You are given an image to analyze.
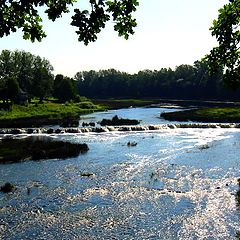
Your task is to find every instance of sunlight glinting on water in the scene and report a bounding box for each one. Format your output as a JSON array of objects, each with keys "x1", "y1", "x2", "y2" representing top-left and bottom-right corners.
[{"x1": 1, "y1": 121, "x2": 240, "y2": 239}]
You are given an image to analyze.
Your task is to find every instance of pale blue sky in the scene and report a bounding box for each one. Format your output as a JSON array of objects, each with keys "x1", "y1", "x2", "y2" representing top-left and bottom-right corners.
[{"x1": 0, "y1": 0, "x2": 228, "y2": 77}]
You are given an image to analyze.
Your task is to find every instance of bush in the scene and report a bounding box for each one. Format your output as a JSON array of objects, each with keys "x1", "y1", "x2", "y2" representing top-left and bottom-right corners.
[
  {"x1": 100, "y1": 115, "x2": 140, "y2": 126},
  {"x1": 76, "y1": 101, "x2": 95, "y2": 109}
]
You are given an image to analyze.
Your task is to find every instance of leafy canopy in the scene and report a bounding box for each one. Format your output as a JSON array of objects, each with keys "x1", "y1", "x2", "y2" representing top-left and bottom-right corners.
[
  {"x1": 0, "y1": 0, "x2": 139, "y2": 45},
  {"x1": 206, "y1": 0, "x2": 240, "y2": 88}
]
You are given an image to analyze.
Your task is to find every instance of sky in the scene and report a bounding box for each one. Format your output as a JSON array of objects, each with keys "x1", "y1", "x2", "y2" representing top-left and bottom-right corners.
[{"x1": 0, "y1": 0, "x2": 228, "y2": 77}]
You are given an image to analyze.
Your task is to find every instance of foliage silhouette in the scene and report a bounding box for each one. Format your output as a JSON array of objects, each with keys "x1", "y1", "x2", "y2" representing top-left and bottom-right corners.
[
  {"x1": 206, "y1": 0, "x2": 240, "y2": 88},
  {"x1": 0, "y1": 0, "x2": 139, "y2": 45}
]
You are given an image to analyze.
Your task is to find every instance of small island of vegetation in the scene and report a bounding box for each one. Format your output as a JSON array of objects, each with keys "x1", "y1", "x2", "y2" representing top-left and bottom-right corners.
[
  {"x1": 100, "y1": 115, "x2": 140, "y2": 126},
  {"x1": 0, "y1": 136, "x2": 89, "y2": 163}
]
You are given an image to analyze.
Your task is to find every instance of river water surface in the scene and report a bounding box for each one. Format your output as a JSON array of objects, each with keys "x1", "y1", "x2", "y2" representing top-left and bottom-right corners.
[{"x1": 0, "y1": 107, "x2": 240, "y2": 239}]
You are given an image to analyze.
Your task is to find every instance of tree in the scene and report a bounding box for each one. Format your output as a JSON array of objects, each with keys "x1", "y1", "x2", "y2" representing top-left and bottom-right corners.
[
  {"x1": 0, "y1": 49, "x2": 54, "y2": 102},
  {"x1": 193, "y1": 59, "x2": 224, "y2": 99},
  {"x1": 0, "y1": 50, "x2": 13, "y2": 90},
  {"x1": 53, "y1": 74, "x2": 76, "y2": 102},
  {"x1": 31, "y1": 56, "x2": 54, "y2": 102},
  {"x1": 12, "y1": 50, "x2": 35, "y2": 94},
  {"x1": 206, "y1": 0, "x2": 240, "y2": 88},
  {"x1": 0, "y1": 0, "x2": 139, "y2": 45},
  {"x1": 5, "y1": 77, "x2": 20, "y2": 103},
  {"x1": 75, "y1": 70, "x2": 100, "y2": 97},
  {"x1": 0, "y1": 50, "x2": 16, "y2": 103},
  {"x1": 53, "y1": 74, "x2": 64, "y2": 99}
]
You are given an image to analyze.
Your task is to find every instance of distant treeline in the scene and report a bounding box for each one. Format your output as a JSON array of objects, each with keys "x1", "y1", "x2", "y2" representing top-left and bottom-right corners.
[
  {"x1": 1, "y1": 49, "x2": 240, "y2": 105},
  {"x1": 75, "y1": 61, "x2": 240, "y2": 101}
]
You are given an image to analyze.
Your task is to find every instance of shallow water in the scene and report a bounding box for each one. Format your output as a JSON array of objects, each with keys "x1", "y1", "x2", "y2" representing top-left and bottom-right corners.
[
  {"x1": 0, "y1": 108, "x2": 240, "y2": 239},
  {"x1": 79, "y1": 107, "x2": 185, "y2": 126}
]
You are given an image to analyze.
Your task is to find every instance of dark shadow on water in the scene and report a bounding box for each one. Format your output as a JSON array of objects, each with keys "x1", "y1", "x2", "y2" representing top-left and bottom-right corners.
[{"x1": 0, "y1": 135, "x2": 89, "y2": 163}]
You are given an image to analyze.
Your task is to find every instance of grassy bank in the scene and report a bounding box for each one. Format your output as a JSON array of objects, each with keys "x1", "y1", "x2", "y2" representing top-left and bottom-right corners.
[
  {"x1": 93, "y1": 98, "x2": 240, "y2": 110},
  {"x1": 92, "y1": 98, "x2": 159, "y2": 109},
  {"x1": 0, "y1": 100, "x2": 104, "y2": 128},
  {"x1": 161, "y1": 107, "x2": 240, "y2": 123}
]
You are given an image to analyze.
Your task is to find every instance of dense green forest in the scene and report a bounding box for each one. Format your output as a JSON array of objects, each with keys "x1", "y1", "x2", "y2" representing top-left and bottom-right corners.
[
  {"x1": 1, "y1": 49, "x2": 240, "y2": 105},
  {"x1": 75, "y1": 62, "x2": 240, "y2": 101}
]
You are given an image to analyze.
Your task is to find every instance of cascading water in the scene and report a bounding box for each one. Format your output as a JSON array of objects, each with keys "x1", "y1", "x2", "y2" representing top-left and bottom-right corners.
[{"x1": 0, "y1": 122, "x2": 239, "y2": 135}]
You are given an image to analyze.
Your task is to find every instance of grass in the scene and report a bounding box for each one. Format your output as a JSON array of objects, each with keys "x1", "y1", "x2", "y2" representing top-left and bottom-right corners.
[
  {"x1": 0, "y1": 101, "x2": 103, "y2": 120},
  {"x1": 161, "y1": 107, "x2": 240, "y2": 123},
  {"x1": 92, "y1": 98, "x2": 158, "y2": 109},
  {"x1": 3, "y1": 98, "x2": 240, "y2": 126},
  {"x1": 0, "y1": 100, "x2": 104, "y2": 127},
  {"x1": 195, "y1": 108, "x2": 240, "y2": 118}
]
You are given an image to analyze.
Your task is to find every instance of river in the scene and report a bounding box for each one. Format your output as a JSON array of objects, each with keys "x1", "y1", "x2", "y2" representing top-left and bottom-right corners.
[
  {"x1": 79, "y1": 106, "x2": 185, "y2": 126},
  {"x1": 0, "y1": 107, "x2": 240, "y2": 239}
]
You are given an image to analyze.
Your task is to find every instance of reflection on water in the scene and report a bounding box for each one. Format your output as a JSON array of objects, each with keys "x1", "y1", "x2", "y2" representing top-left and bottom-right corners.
[{"x1": 0, "y1": 127, "x2": 240, "y2": 239}]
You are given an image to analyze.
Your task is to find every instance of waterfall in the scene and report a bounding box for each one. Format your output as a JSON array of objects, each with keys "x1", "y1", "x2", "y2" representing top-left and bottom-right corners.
[{"x1": 1, "y1": 123, "x2": 240, "y2": 135}]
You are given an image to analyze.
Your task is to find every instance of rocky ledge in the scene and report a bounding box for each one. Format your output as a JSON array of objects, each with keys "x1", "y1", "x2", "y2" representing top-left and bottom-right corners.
[{"x1": 1, "y1": 123, "x2": 240, "y2": 136}]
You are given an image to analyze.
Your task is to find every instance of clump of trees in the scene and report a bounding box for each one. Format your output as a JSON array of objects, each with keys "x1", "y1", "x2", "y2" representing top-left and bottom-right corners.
[
  {"x1": 53, "y1": 74, "x2": 78, "y2": 102},
  {"x1": 0, "y1": 50, "x2": 79, "y2": 106},
  {"x1": 0, "y1": 50, "x2": 54, "y2": 104},
  {"x1": 75, "y1": 60, "x2": 240, "y2": 101}
]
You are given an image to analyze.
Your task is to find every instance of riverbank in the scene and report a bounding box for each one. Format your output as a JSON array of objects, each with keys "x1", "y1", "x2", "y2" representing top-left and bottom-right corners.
[
  {"x1": 161, "y1": 107, "x2": 240, "y2": 123},
  {"x1": 94, "y1": 98, "x2": 240, "y2": 123},
  {"x1": 0, "y1": 101, "x2": 104, "y2": 128},
  {"x1": 92, "y1": 99, "x2": 159, "y2": 109},
  {"x1": 93, "y1": 98, "x2": 240, "y2": 109},
  {"x1": 2, "y1": 99, "x2": 240, "y2": 128}
]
